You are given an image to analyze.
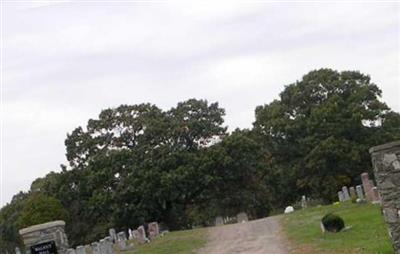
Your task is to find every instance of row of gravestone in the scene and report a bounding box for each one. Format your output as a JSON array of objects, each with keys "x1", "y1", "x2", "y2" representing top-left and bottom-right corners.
[
  {"x1": 337, "y1": 172, "x2": 380, "y2": 203},
  {"x1": 214, "y1": 212, "x2": 249, "y2": 226},
  {"x1": 67, "y1": 222, "x2": 161, "y2": 254}
]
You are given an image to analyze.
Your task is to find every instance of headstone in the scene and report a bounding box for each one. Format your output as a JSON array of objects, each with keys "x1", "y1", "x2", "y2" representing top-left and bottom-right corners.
[
  {"x1": 236, "y1": 212, "x2": 248, "y2": 223},
  {"x1": 84, "y1": 245, "x2": 91, "y2": 254},
  {"x1": 128, "y1": 229, "x2": 133, "y2": 240},
  {"x1": 370, "y1": 141, "x2": 400, "y2": 253},
  {"x1": 99, "y1": 239, "x2": 107, "y2": 254},
  {"x1": 19, "y1": 220, "x2": 69, "y2": 254},
  {"x1": 356, "y1": 185, "x2": 364, "y2": 200},
  {"x1": 117, "y1": 231, "x2": 127, "y2": 242},
  {"x1": 215, "y1": 216, "x2": 223, "y2": 226},
  {"x1": 76, "y1": 245, "x2": 86, "y2": 254},
  {"x1": 104, "y1": 237, "x2": 114, "y2": 254},
  {"x1": 148, "y1": 222, "x2": 160, "y2": 239},
  {"x1": 284, "y1": 206, "x2": 294, "y2": 214},
  {"x1": 117, "y1": 239, "x2": 126, "y2": 251},
  {"x1": 361, "y1": 172, "x2": 375, "y2": 202},
  {"x1": 342, "y1": 186, "x2": 350, "y2": 201},
  {"x1": 66, "y1": 249, "x2": 76, "y2": 254},
  {"x1": 372, "y1": 186, "x2": 381, "y2": 203},
  {"x1": 91, "y1": 242, "x2": 100, "y2": 254},
  {"x1": 109, "y1": 228, "x2": 117, "y2": 243},
  {"x1": 137, "y1": 226, "x2": 147, "y2": 243},
  {"x1": 338, "y1": 191, "x2": 344, "y2": 202},
  {"x1": 349, "y1": 187, "x2": 356, "y2": 199},
  {"x1": 131, "y1": 230, "x2": 139, "y2": 239},
  {"x1": 301, "y1": 195, "x2": 307, "y2": 209},
  {"x1": 15, "y1": 247, "x2": 21, "y2": 254}
]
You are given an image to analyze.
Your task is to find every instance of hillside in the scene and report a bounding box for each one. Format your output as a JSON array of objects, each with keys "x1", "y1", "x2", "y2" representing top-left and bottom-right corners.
[{"x1": 283, "y1": 202, "x2": 393, "y2": 254}]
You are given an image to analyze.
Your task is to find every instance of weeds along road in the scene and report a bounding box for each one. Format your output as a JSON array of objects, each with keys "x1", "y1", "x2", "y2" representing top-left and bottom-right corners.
[{"x1": 198, "y1": 216, "x2": 289, "y2": 254}]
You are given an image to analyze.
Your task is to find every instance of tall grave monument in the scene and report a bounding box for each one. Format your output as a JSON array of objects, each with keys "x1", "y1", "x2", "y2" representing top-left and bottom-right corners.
[
  {"x1": 19, "y1": 220, "x2": 69, "y2": 254},
  {"x1": 370, "y1": 141, "x2": 400, "y2": 253}
]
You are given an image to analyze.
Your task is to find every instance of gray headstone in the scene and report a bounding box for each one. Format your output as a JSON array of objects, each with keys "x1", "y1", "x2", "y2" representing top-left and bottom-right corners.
[
  {"x1": 342, "y1": 186, "x2": 350, "y2": 201},
  {"x1": 237, "y1": 212, "x2": 248, "y2": 223},
  {"x1": 108, "y1": 228, "x2": 117, "y2": 243},
  {"x1": 356, "y1": 185, "x2": 364, "y2": 200},
  {"x1": 90, "y1": 242, "x2": 100, "y2": 254},
  {"x1": 148, "y1": 222, "x2": 160, "y2": 239},
  {"x1": 131, "y1": 230, "x2": 139, "y2": 239},
  {"x1": 137, "y1": 226, "x2": 147, "y2": 243},
  {"x1": 128, "y1": 229, "x2": 133, "y2": 240},
  {"x1": 76, "y1": 245, "x2": 86, "y2": 254},
  {"x1": 338, "y1": 191, "x2": 344, "y2": 202},
  {"x1": 15, "y1": 247, "x2": 21, "y2": 254},
  {"x1": 361, "y1": 172, "x2": 374, "y2": 202},
  {"x1": 99, "y1": 239, "x2": 106, "y2": 254},
  {"x1": 215, "y1": 216, "x2": 223, "y2": 226},
  {"x1": 117, "y1": 231, "x2": 127, "y2": 242},
  {"x1": 117, "y1": 239, "x2": 126, "y2": 251},
  {"x1": 301, "y1": 195, "x2": 307, "y2": 208},
  {"x1": 349, "y1": 187, "x2": 356, "y2": 199},
  {"x1": 66, "y1": 249, "x2": 76, "y2": 254}
]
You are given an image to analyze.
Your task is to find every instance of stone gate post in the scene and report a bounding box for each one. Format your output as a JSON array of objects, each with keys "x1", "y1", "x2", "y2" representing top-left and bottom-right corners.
[{"x1": 369, "y1": 141, "x2": 400, "y2": 253}]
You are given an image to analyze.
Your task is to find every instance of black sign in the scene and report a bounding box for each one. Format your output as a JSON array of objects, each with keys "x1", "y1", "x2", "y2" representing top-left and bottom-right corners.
[{"x1": 30, "y1": 241, "x2": 57, "y2": 254}]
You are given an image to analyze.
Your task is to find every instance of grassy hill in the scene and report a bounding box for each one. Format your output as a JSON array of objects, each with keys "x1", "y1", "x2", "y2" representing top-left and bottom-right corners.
[
  {"x1": 122, "y1": 228, "x2": 207, "y2": 254},
  {"x1": 282, "y1": 202, "x2": 394, "y2": 254}
]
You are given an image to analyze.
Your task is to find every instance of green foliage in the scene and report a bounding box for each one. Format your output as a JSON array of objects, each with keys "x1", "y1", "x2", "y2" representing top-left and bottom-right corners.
[
  {"x1": 1, "y1": 69, "x2": 398, "y2": 249},
  {"x1": 0, "y1": 192, "x2": 28, "y2": 254},
  {"x1": 17, "y1": 193, "x2": 68, "y2": 229},
  {"x1": 321, "y1": 213, "x2": 345, "y2": 232},
  {"x1": 254, "y1": 68, "x2": 400, "y2": 201}
]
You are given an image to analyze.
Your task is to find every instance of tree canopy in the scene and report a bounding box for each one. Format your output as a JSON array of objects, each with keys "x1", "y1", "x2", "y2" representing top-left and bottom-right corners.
[{"x1": 1, "y1": 69, "x2": 398, "y2": 252}]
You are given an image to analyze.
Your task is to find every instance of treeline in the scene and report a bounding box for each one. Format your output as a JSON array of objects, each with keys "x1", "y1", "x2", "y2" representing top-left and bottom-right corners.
[{"x1": 1, "y1": 69, "x2": 399, "y2": 252}]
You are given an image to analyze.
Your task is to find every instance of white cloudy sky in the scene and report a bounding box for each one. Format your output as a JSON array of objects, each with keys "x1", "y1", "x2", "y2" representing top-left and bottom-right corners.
[{"x1": 1, "y1": 1, "x2": 399, "y2": 207}]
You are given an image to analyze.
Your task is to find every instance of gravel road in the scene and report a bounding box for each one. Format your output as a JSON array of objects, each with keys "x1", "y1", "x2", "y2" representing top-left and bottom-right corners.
[{"x1": 197, "y1": 216, "x2": 289, "y2": 254}]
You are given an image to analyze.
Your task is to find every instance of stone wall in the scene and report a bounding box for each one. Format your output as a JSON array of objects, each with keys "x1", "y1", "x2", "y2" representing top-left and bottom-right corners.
[
  {"x1": 19, "y1": 220, "x2": 69, "y2": 254},
  {"x1": 369, "y1": 141, "x2": 400, "y2": 253}
]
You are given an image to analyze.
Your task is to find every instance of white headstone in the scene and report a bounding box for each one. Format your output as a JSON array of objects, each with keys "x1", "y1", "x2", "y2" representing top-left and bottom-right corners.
[{"x1": 284, "y1": 206, "x2": 294, "y2": 214}]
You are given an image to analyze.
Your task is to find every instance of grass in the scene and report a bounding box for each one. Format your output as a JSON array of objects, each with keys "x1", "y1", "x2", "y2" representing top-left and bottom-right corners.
[
  {"x1": 282, "y1": 202, "x2": 394, "y2": 254},
  {"x1": 121, "y1": 227, "x2": 207, "y2": 254}
]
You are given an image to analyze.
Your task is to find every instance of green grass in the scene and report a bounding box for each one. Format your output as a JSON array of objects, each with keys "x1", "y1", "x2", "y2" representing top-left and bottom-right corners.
[
  {"x1": 282, "y1": 202, "x2": 394, "y2": 254},
  {"x1": 122, "y1": 227, "x2": 207, "y2": 254}
]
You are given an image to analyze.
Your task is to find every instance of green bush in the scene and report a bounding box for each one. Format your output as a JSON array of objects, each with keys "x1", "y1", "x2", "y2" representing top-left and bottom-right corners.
[{"x1": 321, "y1": 213, "x2": 345, "y2": 232}]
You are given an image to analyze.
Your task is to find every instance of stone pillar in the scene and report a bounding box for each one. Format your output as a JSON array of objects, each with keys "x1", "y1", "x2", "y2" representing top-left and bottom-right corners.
[
  {"x1": 369, "y1": 141, "x2": 400, "y2": 253},
  {"x1": 19, "y1": 220, "x2": 69, "y2": 254}
]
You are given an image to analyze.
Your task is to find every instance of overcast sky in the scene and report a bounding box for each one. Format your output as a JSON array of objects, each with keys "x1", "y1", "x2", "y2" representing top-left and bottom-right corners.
[{"x1": 1, "y1": 1, "x2": 399, "y2": 207}]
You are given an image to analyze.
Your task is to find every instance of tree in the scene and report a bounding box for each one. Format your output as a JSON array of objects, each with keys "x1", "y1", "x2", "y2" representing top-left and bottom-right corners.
[
  {"x1": 17, "y1": 193, "x2": 68, "y2": 228},
  {"x1": 254, "y1": 69, "x2": 398, "y2": 201}
]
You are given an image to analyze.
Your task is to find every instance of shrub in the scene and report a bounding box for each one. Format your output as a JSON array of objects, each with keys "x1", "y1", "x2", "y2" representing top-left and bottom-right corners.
[{"x1": 321, "y1": 213, "x2": 345, "y2": 232}]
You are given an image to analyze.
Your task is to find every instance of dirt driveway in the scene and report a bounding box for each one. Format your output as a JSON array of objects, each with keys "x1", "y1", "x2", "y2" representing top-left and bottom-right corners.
[{"x1": 197, "y1": 216, "x2": 289, "y2": 254}]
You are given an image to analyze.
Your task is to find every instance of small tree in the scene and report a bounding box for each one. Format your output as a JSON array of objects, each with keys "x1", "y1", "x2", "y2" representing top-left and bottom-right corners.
[{"x1": 17, "y1": 193, "x2": 68, "y2": 228}]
